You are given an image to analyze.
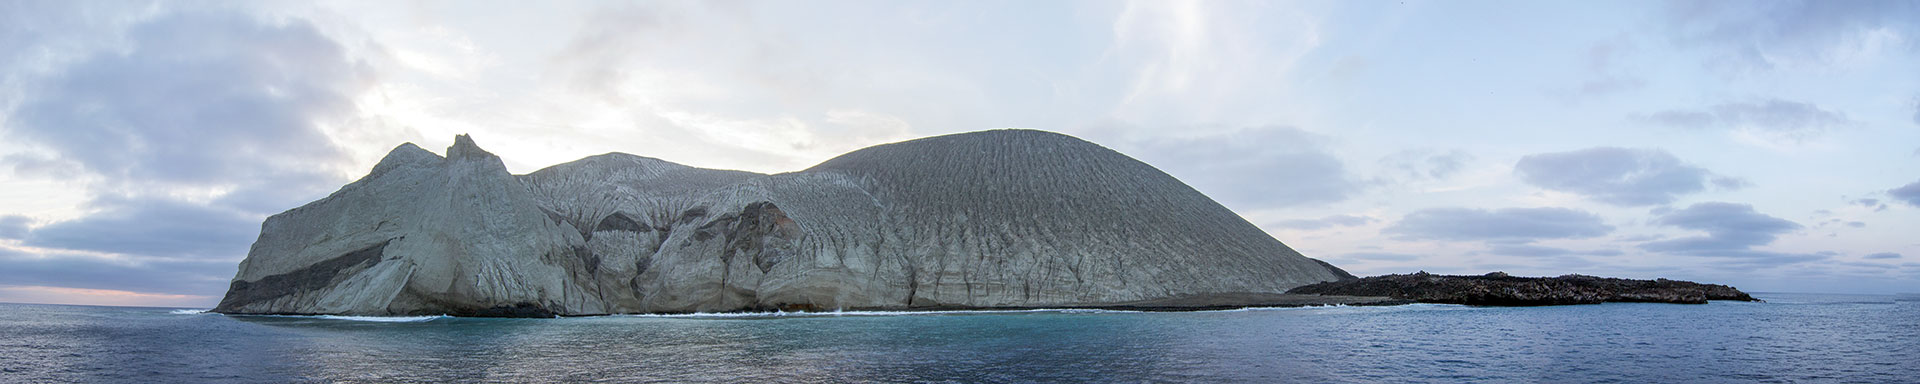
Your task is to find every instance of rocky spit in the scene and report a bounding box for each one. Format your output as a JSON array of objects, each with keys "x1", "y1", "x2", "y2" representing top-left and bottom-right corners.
[
  {"x1": 214, "y1": 130, "x2": 1359, "y2": 317},
  {"x1": 1287, "y1": 271, "x2": 1760, "y2": 306}
]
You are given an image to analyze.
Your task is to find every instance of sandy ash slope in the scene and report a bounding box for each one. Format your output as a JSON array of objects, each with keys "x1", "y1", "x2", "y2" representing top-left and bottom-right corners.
[{"x1": 215, "y1": 130, "x2": 1357, "y2": 316}]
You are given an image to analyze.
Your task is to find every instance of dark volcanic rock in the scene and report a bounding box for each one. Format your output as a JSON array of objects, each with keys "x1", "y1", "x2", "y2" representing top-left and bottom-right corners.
[{"x1": 1286, "y1": 271, "x2": 1759, "y2": 306}]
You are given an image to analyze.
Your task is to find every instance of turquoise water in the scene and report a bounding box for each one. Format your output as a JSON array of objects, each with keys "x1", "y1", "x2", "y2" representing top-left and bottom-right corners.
[{"x1": 2, "y1": 293, "x2": 1915, "y2": 383}]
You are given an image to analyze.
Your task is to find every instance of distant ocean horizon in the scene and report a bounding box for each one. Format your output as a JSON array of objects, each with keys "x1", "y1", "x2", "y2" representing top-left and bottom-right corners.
[{"x1": 4, "y1": 292, "x2": 1915, "y2": 383}]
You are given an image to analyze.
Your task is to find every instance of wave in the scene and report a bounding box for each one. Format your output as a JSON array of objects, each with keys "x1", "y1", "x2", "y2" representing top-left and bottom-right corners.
[
  {"x1": 311, "y1": 315, "x2": 450, "y2": 322},
  {"x1": 228, "y1": 314, "x2": 452, "y2": 322},
  {"x1": 212, "y1": 303, "x2": 1467, "y2": 321},
  {"x1": 169, "y1": 309, "x2": 210, "y2": 315},
  {"x1": 615, "y1": 308, "x2": 1135, "y2": 319},
  {"x1": 610, "y1": 303, "x2": 1471, "y2": 319},
  {"x1": 1229, "y1": 303, "x2": 1466, "y2": 312}
]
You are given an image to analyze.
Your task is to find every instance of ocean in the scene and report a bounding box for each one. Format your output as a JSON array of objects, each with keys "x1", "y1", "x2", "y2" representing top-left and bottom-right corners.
[{"x1": 2, "y1": 293, "x2": 1914, "y2": 383}]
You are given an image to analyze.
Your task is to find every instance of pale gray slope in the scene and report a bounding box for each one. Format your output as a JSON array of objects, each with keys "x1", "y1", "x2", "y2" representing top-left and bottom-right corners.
[
  {"x1": 216, "y1": 136, "x2": 605, "y2": 316},
  {"x1": 761, "y1": 129, "x2": 1350, "y2": 308},
  {"x1": 216, "y1": 129, "x2": 1353, "y2": 316}
]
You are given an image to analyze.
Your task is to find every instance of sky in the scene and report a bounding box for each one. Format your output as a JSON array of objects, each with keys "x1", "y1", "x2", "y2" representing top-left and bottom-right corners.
[{"x1": 1, "y1": 0, "x2": 1917, "y2": 307}]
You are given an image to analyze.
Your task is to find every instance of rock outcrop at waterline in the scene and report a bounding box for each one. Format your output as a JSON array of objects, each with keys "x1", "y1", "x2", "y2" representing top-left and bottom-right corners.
[
  {"x1": 214, "y1": 130, "x2": 1356, "y2": 316},
  {"x1": 1286, "y1": 271, "x2": 1759, "y2": 306}
]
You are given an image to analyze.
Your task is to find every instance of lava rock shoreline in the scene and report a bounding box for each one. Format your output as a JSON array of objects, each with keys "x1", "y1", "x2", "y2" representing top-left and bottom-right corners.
[{"x1": 1287, "y1": 271, "x2": 1759, "y2": 306}]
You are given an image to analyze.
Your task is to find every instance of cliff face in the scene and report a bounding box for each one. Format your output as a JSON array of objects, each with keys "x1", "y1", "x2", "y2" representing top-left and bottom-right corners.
[{"x1": 215, "y1": 130, "x2": 1354, "y2": 316}]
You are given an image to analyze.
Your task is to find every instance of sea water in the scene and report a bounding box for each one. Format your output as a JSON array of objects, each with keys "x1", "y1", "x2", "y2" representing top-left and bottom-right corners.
[{"x1": 2, "y1": 293, "x2": 1914, "y2": 383}]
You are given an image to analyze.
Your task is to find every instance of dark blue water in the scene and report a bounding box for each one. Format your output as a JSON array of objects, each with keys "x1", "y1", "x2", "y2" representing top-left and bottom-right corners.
[{"x1": 2, "y1": 293, "x2": 1915, "y2": 383}]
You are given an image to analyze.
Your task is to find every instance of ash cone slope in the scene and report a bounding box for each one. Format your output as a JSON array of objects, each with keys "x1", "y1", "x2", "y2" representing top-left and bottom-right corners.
[{"x1": 215, "y1": 129, "x2": 1356, "y2": 316}]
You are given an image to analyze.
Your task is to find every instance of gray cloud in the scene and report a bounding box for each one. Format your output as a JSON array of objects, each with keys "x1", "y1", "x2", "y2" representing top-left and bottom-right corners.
[
  {"x1": 0, "y1": 9, "x2": 369, "y2": 297},
  {"x1": 1711, "y1": 176, "x2": 1752, "y2": 190},
  {"x1": 1852, "y1": 198, "x2": 1887, "y2": 212},
  {"x1": 1130, "y1": 127, "x2": 1360, "y2": 209},
  {"x1": 23, "y1": 197, "x2": 259, "y2": 261},
  {"x1": 1272, "y1": 214, "x2": 1375, "y2": 230},
  {"x1": 1514, "y1": 147, "x2": 1731, "y2": 206},
  {"x1": 1485, "y1": 244, "x2": 1624, "y2": 258},
  {"x1": 4, "y1": 10, "x2": 364, "y2": 197},
  {"x1": 1891, "y1": 180, "x2": 1920, "y2": 207},
  {"x1": 1864, "y1": 252, "x2": 1901, "y2": 260},
  {"x1": 1379, "y1": 149, "x2": 1474, "y2": 182},
  {"x1": 1663, "y1": 1, "x2": 1918, "y2": 69},
  {"x1": 1562, "y1": 38, "x2": 1648, "y2": 99},
  {"x1": 0, "y1": 215, "x2": 29, "y2": 239},
  {"x1": 1384, "y1": 207, "x2": 1613, "y2": 242},
  {"x1": 0, "y1": 252, "x2": 231, "y2": 296},
  {"x1": 1341, "y1": 252, "x2": 1420, "y2": 262},
  {"x1": 1640, "y1": 202, "x2": 1802, "y2": 255},
  {"x1": 1638, "y1": 99, "x2": 1855, "y2": 142}
]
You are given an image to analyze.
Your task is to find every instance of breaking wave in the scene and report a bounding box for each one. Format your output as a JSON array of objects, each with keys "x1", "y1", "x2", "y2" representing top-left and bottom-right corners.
[
  {"x1": 617, "y1": 308, "x2": 1136, "y2": 319},
  {"x1": 229, "y1": 314, "x2": 453, "y2": 322},
  {"x1": 609, "y1": 304, "x2": 1470, "y2": 319}
]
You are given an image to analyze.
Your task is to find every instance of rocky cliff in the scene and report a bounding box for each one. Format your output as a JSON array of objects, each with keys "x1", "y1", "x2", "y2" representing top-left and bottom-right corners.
[
  {"x1": 214, "y1": 130, "x2": 1356, "y2": 316},
  {"x1": 1286, "y1": 271, "x2": 1759, "y2": 306}
]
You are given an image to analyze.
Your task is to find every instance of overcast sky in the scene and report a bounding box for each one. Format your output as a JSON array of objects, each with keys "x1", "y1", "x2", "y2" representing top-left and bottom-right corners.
[{"x1": 2, "y1": 0, "x2": 1917, "y2": 307}]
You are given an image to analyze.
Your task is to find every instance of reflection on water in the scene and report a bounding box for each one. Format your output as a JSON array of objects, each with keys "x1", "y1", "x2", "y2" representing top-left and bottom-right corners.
[{"x1": 3, "y1": 294, "x2": 1916, "y2": 383}]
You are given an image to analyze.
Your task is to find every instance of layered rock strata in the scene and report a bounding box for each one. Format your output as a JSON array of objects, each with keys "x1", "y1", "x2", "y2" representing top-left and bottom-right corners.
[
  {"x1": 1287, "y1": 271, "x2": 1759, "y2": 306},
  {"x1": 215, "y1": 130, "x2": 1355, "y2": 316}
]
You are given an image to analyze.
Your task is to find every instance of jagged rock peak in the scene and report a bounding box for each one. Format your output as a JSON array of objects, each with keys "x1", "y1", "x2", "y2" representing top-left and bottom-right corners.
[
  {"x1": 447, "y1": 134, "x2": 496, "y2": 160},
  {"x1": 369, "y1": 143, "x2": 442, "y2": 179}
]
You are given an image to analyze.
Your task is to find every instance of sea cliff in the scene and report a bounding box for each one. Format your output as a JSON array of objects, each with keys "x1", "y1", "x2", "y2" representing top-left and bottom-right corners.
[{"x1": 214, "y1": 130, "x2": 1357, "y2": 316}]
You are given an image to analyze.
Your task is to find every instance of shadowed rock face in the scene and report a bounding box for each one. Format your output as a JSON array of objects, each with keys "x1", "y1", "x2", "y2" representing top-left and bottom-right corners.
[
  {"x1": 214, "y1": 129, "x2": 1355, "y2": 316},
  {"x1": 1286, "y1": 271, "x2": 1759, "y2": 306}
]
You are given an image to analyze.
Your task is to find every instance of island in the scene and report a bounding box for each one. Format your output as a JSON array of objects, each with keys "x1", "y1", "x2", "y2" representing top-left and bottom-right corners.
[
  {"x1": 1288, "y1": 271, "x2": 1759, "y2": 306},
  {"x1": 212, "y1": 129, "x2": 1757, "y2": 317},
  {"x1": 213, "y1": 130, "x2": 1360, "y2": 316}
]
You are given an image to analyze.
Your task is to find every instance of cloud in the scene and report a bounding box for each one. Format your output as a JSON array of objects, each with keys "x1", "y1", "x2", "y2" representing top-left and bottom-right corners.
[
  {"x1": 1864, "y1": 252, "x2": 1901, "y2": 260},
  {"x1": 0, "y1": 251, "x2": 232, "y2": 296},
  {"x1": 1379, "y1": 149, "x2": 1474, "y2": 182},
  {"x1": 1341, "y1": 252, "x2": 1420, "y2": 262},
  {"x1": 1485, "y1": 244, "x2": 1624, "y2": 258},
  {"x1": 1272, "y1": 214, "x2": 1375, "y2": 230},
  {"x1": 1104, "y1": 1, "x2": 1321, "y2": 126},
  {"x1": 1640, "y1": 202, "x2": 1805, "y2": 257},
  {"x1": 1891, "y1": 180, "x2": 1920, "y2": 207},
  {"x1": 1384, "y1": 207, "x2": 1613, "y2": 242},
  {"x1": 1851, "y1": 198, "x2": 1888, "y2": 212},
  {"x1": 1913, "y1": 97, "x2": 1920, "y2": 125},
  {"x1": 0, "y1": 215, "x2": 29, "y2": 239},
  {"x1": 540, "y1": 3, "x2": 950, "y2": 170},
  {"x1": 0, "y1": 9, "x2": 371, "y2": 300},
  {"x1": 3, "y1": 10, "x2": 366, "y2": 202},
  {"x1": 1129, "y1": 127, "x2": 1361, "y2": 209},
  {"x1": 21, "y1": 196, "x2": 259, "y2": 261},
  {"x1": 1555, "y1": 37, "x2": 1647, "y2": 100},
  {"x1": 1514, "y1": 147, "x2": 1732, "y2": 206},
  {"x1": 1663, "y1": 1, "x2": 1919, "y2": 69},
  {"x1": 1637, "y1": 99, "x2": 1855, "y2": 143}
]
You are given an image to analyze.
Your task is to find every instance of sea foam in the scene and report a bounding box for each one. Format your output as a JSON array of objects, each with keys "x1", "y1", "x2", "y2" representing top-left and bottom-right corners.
[
  {"x1": 230, "y1": 314, "x2": 452, "y2": 322},
  {"x1": 616, "y1": 308, "x2": 1140, "y2": 319},
  {"x1": 312, "y1": 315, "x2": 450, "y2": 322}
]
